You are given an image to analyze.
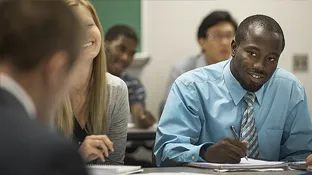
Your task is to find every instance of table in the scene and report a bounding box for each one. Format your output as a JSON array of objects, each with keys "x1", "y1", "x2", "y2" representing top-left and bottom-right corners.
[
  {"x1": 127, "y1": 123, "x2": 157, "y2": 141},
  {"x1": 142, "y1": 167, "x2": 306, "y2": 174},
  {"x1": 125, "y1": 124, "x2": 157, "y2": 166}
]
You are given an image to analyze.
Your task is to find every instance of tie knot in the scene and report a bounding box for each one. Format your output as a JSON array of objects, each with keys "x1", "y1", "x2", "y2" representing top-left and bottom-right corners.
[{"x1": 244, "y1": 92, "x2": 255, "y2": 106}]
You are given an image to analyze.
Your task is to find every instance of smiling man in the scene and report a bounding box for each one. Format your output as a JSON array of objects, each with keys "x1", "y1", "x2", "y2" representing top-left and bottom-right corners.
[
  {"x1": 154, "y1": 14, "x2": 312, "y2": 167},
  {"x1": 105, "y1": 25, "x2": 155, "y2": 129}
]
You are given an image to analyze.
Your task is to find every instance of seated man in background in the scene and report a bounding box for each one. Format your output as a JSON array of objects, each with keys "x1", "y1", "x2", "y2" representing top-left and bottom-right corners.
[
  {"x1": 159, "y1": 11, "x2": 237, "y2": 116},
  {"x1": 105, "y1": 25, "x2": 155, "y2": 129},
  {"x1": 154, "y1": 14, "x2": 312, "y2": 167},
  {"x1": 106, "y1": 25, "x2": 155, "y2": 167},
  {"x1": 0, "y1": 0, "x2": 87, "y2": 174}
]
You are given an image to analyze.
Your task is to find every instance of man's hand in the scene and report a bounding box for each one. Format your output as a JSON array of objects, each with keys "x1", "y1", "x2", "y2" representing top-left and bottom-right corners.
[
  {"x1": 136, "y1": 111, "x2": 156, "y2": 129},
  {"x1": 200, "y1": 138, "x2": 248, "y2": 164},
  {"x1": 306, "y1": 154, "x2": 312, "y2": 165},
  {"x1": 131, "y1": 103, "x2": 156, "y2": 129}
]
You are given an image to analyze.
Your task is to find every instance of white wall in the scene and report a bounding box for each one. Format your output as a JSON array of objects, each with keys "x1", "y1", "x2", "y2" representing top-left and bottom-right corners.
[{"x1": 141, "y1": 0, "x2": 312, "y2": 116}]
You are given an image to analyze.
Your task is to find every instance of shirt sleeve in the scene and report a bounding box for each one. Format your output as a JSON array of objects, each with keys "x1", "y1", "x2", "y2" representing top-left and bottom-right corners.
[
  {"x1": 105, "y1": 80, "x2": 129, "y2": 165},
  {"x1": 128, "y1": 78, "x2": 146, "y2": 107},
  {"x1": 280, "y1": 85, "x2": 312, "y2": 161},
  {"x1": 154, "y1": 79, "x2": 213, "y2": 167},
  {"x1": 51, "y1": 137, "x2": 89, "y2": 175},
  {"x1": 162, "y1": 66, "x2": 184, "y2": 103},
  {"x1": 159, "y1": 66, "x2": 185, "y2": 116}
]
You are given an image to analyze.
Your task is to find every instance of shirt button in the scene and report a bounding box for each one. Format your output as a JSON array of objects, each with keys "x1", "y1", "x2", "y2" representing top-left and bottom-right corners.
[{"x1": 192, "y1": 156, "x2": 195, "y2": 160}]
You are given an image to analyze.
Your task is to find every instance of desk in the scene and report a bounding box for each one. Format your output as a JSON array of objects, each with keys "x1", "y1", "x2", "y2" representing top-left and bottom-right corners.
[
  {"x1": 127, "y1": 123, "x2": 157, "y2": 141},
  {"x1": 143, "y1": 167, "x2": 305, "y2": 174},
  {"x1": 125, "y1": 124, "x2": 157, "y2": 167}
]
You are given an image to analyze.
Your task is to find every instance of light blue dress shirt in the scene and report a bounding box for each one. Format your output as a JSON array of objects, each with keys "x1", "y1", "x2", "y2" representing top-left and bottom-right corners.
[
  {"x1": 163, "y1": 53, "x2": 206, "y2": 101},
  {"x1": 154, "y1": 59, "x2": 312, "y2": 167}
]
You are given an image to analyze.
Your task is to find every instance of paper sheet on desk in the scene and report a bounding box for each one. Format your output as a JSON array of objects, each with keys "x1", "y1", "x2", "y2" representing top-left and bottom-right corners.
[
  {"x1": 216, "y1": 168, "x2": 285, "y2": 172},
  {"x1": 142, "y1": 173, "x2": 213, "y2": 175},
  {"x1": 187, "y1": 158, "x2": 288, "y2": 171},
  {"x1": 87, "y1": 165, "x2": 143, "y2": 175}
]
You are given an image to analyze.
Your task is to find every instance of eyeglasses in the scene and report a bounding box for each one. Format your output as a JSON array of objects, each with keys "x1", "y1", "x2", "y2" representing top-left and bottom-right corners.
[{"x1": 206, "y1": 33, "x2": 235, "y2": 41}]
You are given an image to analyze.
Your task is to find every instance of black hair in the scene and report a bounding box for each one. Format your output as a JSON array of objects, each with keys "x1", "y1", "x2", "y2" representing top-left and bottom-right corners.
[
  {"x1": 105, "y1": 25, "x2": 138, "y2": 43},
  {"x1": 197, "y1": 11, "x2": 237, "y2": 41},
  {"x1": 235, "y1": 14, "x2": 285, "y2": 50}
]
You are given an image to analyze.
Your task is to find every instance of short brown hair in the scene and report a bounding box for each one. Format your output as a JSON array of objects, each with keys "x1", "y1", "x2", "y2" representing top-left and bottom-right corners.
[{"x1": 0, "y1": 0, "x2": 84, "y2": 71}]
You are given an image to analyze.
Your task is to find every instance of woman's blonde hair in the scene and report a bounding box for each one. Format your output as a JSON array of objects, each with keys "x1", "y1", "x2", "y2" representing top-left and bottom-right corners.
[{"x1": 56, "y1": 0, "x2": 107, "y2": 136}]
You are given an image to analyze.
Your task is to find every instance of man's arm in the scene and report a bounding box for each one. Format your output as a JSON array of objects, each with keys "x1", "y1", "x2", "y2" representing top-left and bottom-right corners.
[
  {"x1": 131, "y1": 103, "x2": 155, "y2": 129},
  {"x1": 280, "y1": 87, "x2": 312, "y2": 161},
  {"x1": 159, "y1": 66, "x2": 184, "y2": 116},
  {"x1": 50, "y1": 140, "x2": 89, "y2": 175},
  {"x1": 128, "y1": 77, "x2": 155, "y2": 128},
  {"x1": 154, "y1": 79, "x2": 212, "y2": 167}
]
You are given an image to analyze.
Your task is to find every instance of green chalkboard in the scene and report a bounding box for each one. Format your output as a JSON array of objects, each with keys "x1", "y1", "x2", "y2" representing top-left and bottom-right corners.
[{"x1": 90, "y1": 0, "x2": 141, "y2": 51}]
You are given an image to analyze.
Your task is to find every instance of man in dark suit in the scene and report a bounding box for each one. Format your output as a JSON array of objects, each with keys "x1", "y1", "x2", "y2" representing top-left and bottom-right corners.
[{"x1": 0, "y1": 0, "x2": 88, "y2": 174}]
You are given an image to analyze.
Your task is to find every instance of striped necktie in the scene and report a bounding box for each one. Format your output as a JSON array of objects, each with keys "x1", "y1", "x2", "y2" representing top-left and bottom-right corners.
[{"x1": 240, "y1": 92, "x2": 260, "y2": 158}]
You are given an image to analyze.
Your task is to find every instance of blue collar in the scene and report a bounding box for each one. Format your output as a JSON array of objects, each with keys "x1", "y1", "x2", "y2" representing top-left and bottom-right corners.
[{"x1": 223, "y1": 59, "x2": 265, "y2": 106}]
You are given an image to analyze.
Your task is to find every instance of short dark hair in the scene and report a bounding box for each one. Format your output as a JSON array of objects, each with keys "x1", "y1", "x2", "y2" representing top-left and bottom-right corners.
[
  {"x1": 105, "y1": 25, "x2": 138, "y2": 43},
  {"x1": 235, "y1": 14, "x2": 285, "y2": 51},
  {"x1": 0, "y1": 0, "x2": 83, "y2": 71},
  {"x1": 197, "y1": 11, "x2": 237, "y2": 41}
]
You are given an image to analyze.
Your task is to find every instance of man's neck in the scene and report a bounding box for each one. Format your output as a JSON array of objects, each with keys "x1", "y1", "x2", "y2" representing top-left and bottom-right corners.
[
  {"x1": 0, "y1": 67, "x2": 37, "y2": 118},
  {"x1": 204, "y1": 54, "x2": 217, "y2": 65}
]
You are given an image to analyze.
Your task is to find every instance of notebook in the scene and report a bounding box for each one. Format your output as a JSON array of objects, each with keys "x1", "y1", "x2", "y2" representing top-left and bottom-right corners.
[
  {"x1": 288, "y1": 161, "x2": 312, "y2": 171},
  {"x1": 87, "y1": 165, "x2": 143, "y2": 175},
  {"x1": 143, "y1": 173, "x2": 213, "y2": 175},
  {"x1": 288, "y1": 161, "x2": 307, "y2": 170},
  {"x1": 187, "y1": 158, "x2": 288, "y2": 171}
]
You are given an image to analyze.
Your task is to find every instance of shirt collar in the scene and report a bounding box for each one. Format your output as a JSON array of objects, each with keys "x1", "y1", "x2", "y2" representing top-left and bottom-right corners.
[
  {"x1": 119, "y1": 71, "x2": 128, "y2": 79},
  {"x1": 0, "y1": 74, "x2": 36, "y2": 118},
  {"x1": 223, "y1": 59, "x2": 265, "y2": 106}
]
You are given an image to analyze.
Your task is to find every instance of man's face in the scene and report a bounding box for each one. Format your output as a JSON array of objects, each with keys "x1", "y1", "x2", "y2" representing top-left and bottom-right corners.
[
  {"x1": 199, "y1": 22, "x2": 235, "y2": 64},
  {"x1": 106, "y1": 35, "x2": 137, "y2": 76},
  {"x1": 230, "y1": 25, "x2": 284, "y2": 92}
]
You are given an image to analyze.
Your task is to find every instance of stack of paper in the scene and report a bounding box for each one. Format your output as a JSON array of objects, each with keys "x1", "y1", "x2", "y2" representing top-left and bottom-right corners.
[
  {"x1": 87, "y1": 165, "x2": 143, "y2": 175},
  {"x1": 142, "y1": 173, "x2": 213, "y2": 175},
  {"x1": 288, "y1": 161, "x2": 306, "y2": 170},
  {"x1": 187, "y1": 158, "x2": 288, "y2": 172}
]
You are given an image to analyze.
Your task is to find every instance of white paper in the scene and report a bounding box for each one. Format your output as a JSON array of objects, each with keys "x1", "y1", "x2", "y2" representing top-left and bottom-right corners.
[
  {"x1": 187, "y1": 158, "x2": 288, "y2": 170},
  {"x1": 216, "y1": 168, "x2": 285, "y2": 172},
  {"x1": 142, "y1": 173, "x2": 213, "y2": 175},
  {"x1": 87, "y1": 165, "x2": 143, "y2": 175}
]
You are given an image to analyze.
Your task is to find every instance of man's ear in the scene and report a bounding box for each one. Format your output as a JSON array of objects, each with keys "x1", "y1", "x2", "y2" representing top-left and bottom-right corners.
[
  {"x1": 104, "y1": 40, "x2": 110, "y2": 49},
  {"x1": 41, "y1": 51, "x2": 68, "y2": 87},
  {"x1": 198, "y1": 37, "x2": 206, "y2": 50},
  {"x1": 231, "y1": 40, "x2": 237, "y2": 57}
]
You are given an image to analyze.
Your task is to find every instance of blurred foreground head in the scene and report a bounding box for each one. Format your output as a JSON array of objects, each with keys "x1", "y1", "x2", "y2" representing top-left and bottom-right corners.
[{"x1": 0, "y1": 0, "x2": 84, "y2": 122}]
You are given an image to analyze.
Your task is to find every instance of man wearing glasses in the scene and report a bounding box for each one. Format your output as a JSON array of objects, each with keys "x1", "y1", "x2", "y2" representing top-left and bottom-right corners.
[{"x1": 160, "y1": 11, "x2": 237, "y2": 116}]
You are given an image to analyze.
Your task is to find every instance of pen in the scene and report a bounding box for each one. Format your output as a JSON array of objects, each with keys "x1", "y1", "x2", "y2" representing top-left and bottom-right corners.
[{"x1": 230, "y1": 126, "x2": 248, "y2": 161}]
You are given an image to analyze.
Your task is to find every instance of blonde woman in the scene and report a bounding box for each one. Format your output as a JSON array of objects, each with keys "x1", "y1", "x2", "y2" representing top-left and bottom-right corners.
[{"x1": 56, "y1": 0, "x2": 129, "y2": 165}]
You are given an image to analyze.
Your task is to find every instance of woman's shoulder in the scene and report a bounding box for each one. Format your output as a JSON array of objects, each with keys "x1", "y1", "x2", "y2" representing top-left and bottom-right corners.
[
  {"x1": 106, "y1": 73, "x2": 127, "y2": 90},
  {"x1": 106, "y1": 73, "x2": 130, "y2": 122},
  {"x1": 106, "y1": 73, "x2": 128, "y2": 97}
]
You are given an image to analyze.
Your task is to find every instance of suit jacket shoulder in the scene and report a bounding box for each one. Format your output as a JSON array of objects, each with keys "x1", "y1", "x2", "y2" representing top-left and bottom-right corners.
[{"x1": 0, "y1": 89, "x2": 88, "y2": 175}]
